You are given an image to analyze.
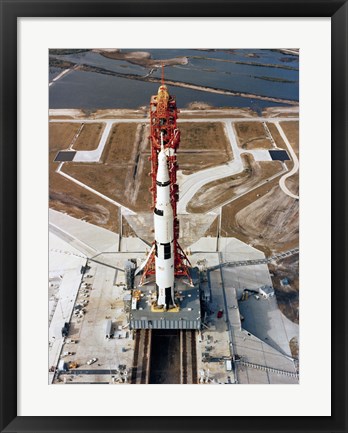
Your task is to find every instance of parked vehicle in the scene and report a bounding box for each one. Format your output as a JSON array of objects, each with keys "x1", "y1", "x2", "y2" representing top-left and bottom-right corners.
[
  {"x1": 61, "y1": 351, "x2": 74, "y2": 357},
  {"x1": 105, "y1": 320, "x2": 113, "y2": 339},
  {"x1": 58, "y1": 359, "x2": 68, "y2": 372}
]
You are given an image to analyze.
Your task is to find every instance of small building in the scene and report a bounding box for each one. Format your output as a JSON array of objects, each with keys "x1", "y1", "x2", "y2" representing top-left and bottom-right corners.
[
  {"x1": 225, "y1": 359, "x2": 232, "y2": 371},
  {"x1": 259, "y1": 285, "x2": 274, "y2": 299}
]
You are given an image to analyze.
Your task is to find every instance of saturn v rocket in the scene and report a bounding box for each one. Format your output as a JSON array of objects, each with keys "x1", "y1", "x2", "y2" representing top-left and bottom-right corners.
[
  {"x1": 154, "y1": 135, "x2": 175, "y2": 309},
  {"x1": 139, "y1": 68, "x2": 192, "y2": 310}
]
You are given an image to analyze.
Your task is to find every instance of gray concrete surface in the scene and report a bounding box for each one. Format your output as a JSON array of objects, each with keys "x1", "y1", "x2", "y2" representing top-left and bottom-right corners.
[
  {"x1": 49, "y1": 209, "x2": 120, "y2": 254},
  {"x1": 238, "y1": 295, "x2": 299, "y2": 357},
  {"x1": 49, "y1": 212, "x2": 299, "y2": 385}
]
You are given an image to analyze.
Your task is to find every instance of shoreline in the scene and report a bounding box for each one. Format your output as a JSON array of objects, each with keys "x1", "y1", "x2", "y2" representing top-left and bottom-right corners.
[{"x1": 49, "y1": 106, "x2": 299, "y2": 120}]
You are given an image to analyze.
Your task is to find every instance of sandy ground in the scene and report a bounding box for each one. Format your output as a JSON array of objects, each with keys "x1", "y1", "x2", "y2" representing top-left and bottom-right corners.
[
  {"x1": 72, "y1": 123, "x2": 105, "y2": 151},
  {"x1": 262, "y1": 106, "x2": 299, "y2": 118}
]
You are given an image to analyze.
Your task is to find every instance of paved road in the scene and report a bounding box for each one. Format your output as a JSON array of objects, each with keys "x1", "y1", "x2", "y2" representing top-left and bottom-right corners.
[
  {"x1": 50, "y1": 116, "x2": 299, "y2": 124},
  {"x1": 276, "y1": 122, "x2": 299, "y2": 199},
  {"x1": 73, "y1": 122, "x2": 113, "y2": 162}
]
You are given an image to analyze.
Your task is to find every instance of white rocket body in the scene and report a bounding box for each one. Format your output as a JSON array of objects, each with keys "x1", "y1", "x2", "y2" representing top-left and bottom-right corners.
[{"x1": 154, "y1": 143, "x2": 175, "y2": 309}]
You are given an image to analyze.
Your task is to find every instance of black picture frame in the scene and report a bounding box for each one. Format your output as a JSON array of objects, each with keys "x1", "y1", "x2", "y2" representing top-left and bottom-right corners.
[{"x1": 1, "y1": 1, "x2": 347, "y2": 432}]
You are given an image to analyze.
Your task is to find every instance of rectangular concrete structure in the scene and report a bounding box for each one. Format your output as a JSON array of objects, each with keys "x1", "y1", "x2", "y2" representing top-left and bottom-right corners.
[{"x1": 130, "y1": 272, "x2": 201, "y2": 330}]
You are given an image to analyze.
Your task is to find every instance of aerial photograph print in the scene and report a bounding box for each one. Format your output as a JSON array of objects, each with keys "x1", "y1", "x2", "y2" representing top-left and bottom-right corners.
[{"x1": 48, "y1": 48, "x2": 299, "y2": 385}]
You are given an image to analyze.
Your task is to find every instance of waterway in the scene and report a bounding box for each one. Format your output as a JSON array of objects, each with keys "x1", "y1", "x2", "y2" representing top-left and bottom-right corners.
[{"x1": 49, "y1": 49, "x2": 299, "y2": 111}]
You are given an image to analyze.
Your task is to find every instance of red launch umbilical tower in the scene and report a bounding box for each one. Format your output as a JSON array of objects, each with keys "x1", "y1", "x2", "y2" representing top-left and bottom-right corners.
[{"x1": 140, "y1": 67, "x2": 192, "y2": 285}]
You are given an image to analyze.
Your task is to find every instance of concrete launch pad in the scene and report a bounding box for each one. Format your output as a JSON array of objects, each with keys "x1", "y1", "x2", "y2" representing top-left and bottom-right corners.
[
  {"x1": 129, "y1": 271, "x2": 201, "y2": 330},
  {"x1": 49, "y1": 212, "x2": 299, "y2": 384}
]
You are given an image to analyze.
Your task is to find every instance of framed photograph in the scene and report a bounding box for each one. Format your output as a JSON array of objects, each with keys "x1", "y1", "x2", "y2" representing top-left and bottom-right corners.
[{"x1": 1, "y1": 1, "x2": 347, "y2": 432}]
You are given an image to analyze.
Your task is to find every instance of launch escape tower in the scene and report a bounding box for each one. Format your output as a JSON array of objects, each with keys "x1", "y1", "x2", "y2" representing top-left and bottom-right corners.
[{"x1": 140, "y1": 68, "x2": 193, "y2": 301}]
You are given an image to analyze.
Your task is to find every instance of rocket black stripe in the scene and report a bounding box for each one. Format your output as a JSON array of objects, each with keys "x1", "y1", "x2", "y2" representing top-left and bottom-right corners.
[{"x1": 156, "y1": 180, "x2": 170, "y2": 187}]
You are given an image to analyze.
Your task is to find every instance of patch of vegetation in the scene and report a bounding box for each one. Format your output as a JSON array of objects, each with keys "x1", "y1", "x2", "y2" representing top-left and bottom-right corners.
[
  {"x1": 49, "y1": 57, "x2": 75, "y2": 68},
  {"x1": 255, "y1": 76, "x2": 296, "y2": 84},
  {"x1": 49, "y1": 49, "x2": 90, "y2": 55},
  {"x1": 280, "y1": 57, "x2": 297, "y2": 63}
]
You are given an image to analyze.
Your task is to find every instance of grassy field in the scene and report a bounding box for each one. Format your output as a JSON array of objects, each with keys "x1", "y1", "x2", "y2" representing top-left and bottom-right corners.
[
  {"x1": 179, "y1": 122, "x2": 229, "y2": 150},
  {"x1": 49, "y1": 122, "x2": 81, "y2": 151},
  {"x1": 234, "y1": 121, "x2": 272, "y2": 150},
  {"x1": 280, "y1": 121, "x2": 299, "y2": 157},
  {"x1": 101, "y1": 123, "x2": 139, "y2": 164},
  {"x1": 73, "y1": 123, "x2": 105, "y2": 151},
  {"x1": 62, "y1": 123, "x2": 152, "y2": 212},
  {"x1": 266, "y1": 123, "x2": 286, "y2": 149},
  {"x1": 49, "y1": 123, "x2": 120, "y2": 232},
  {"x1": 178, "y1": 122, "x2": 232, "y2": 173}
]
